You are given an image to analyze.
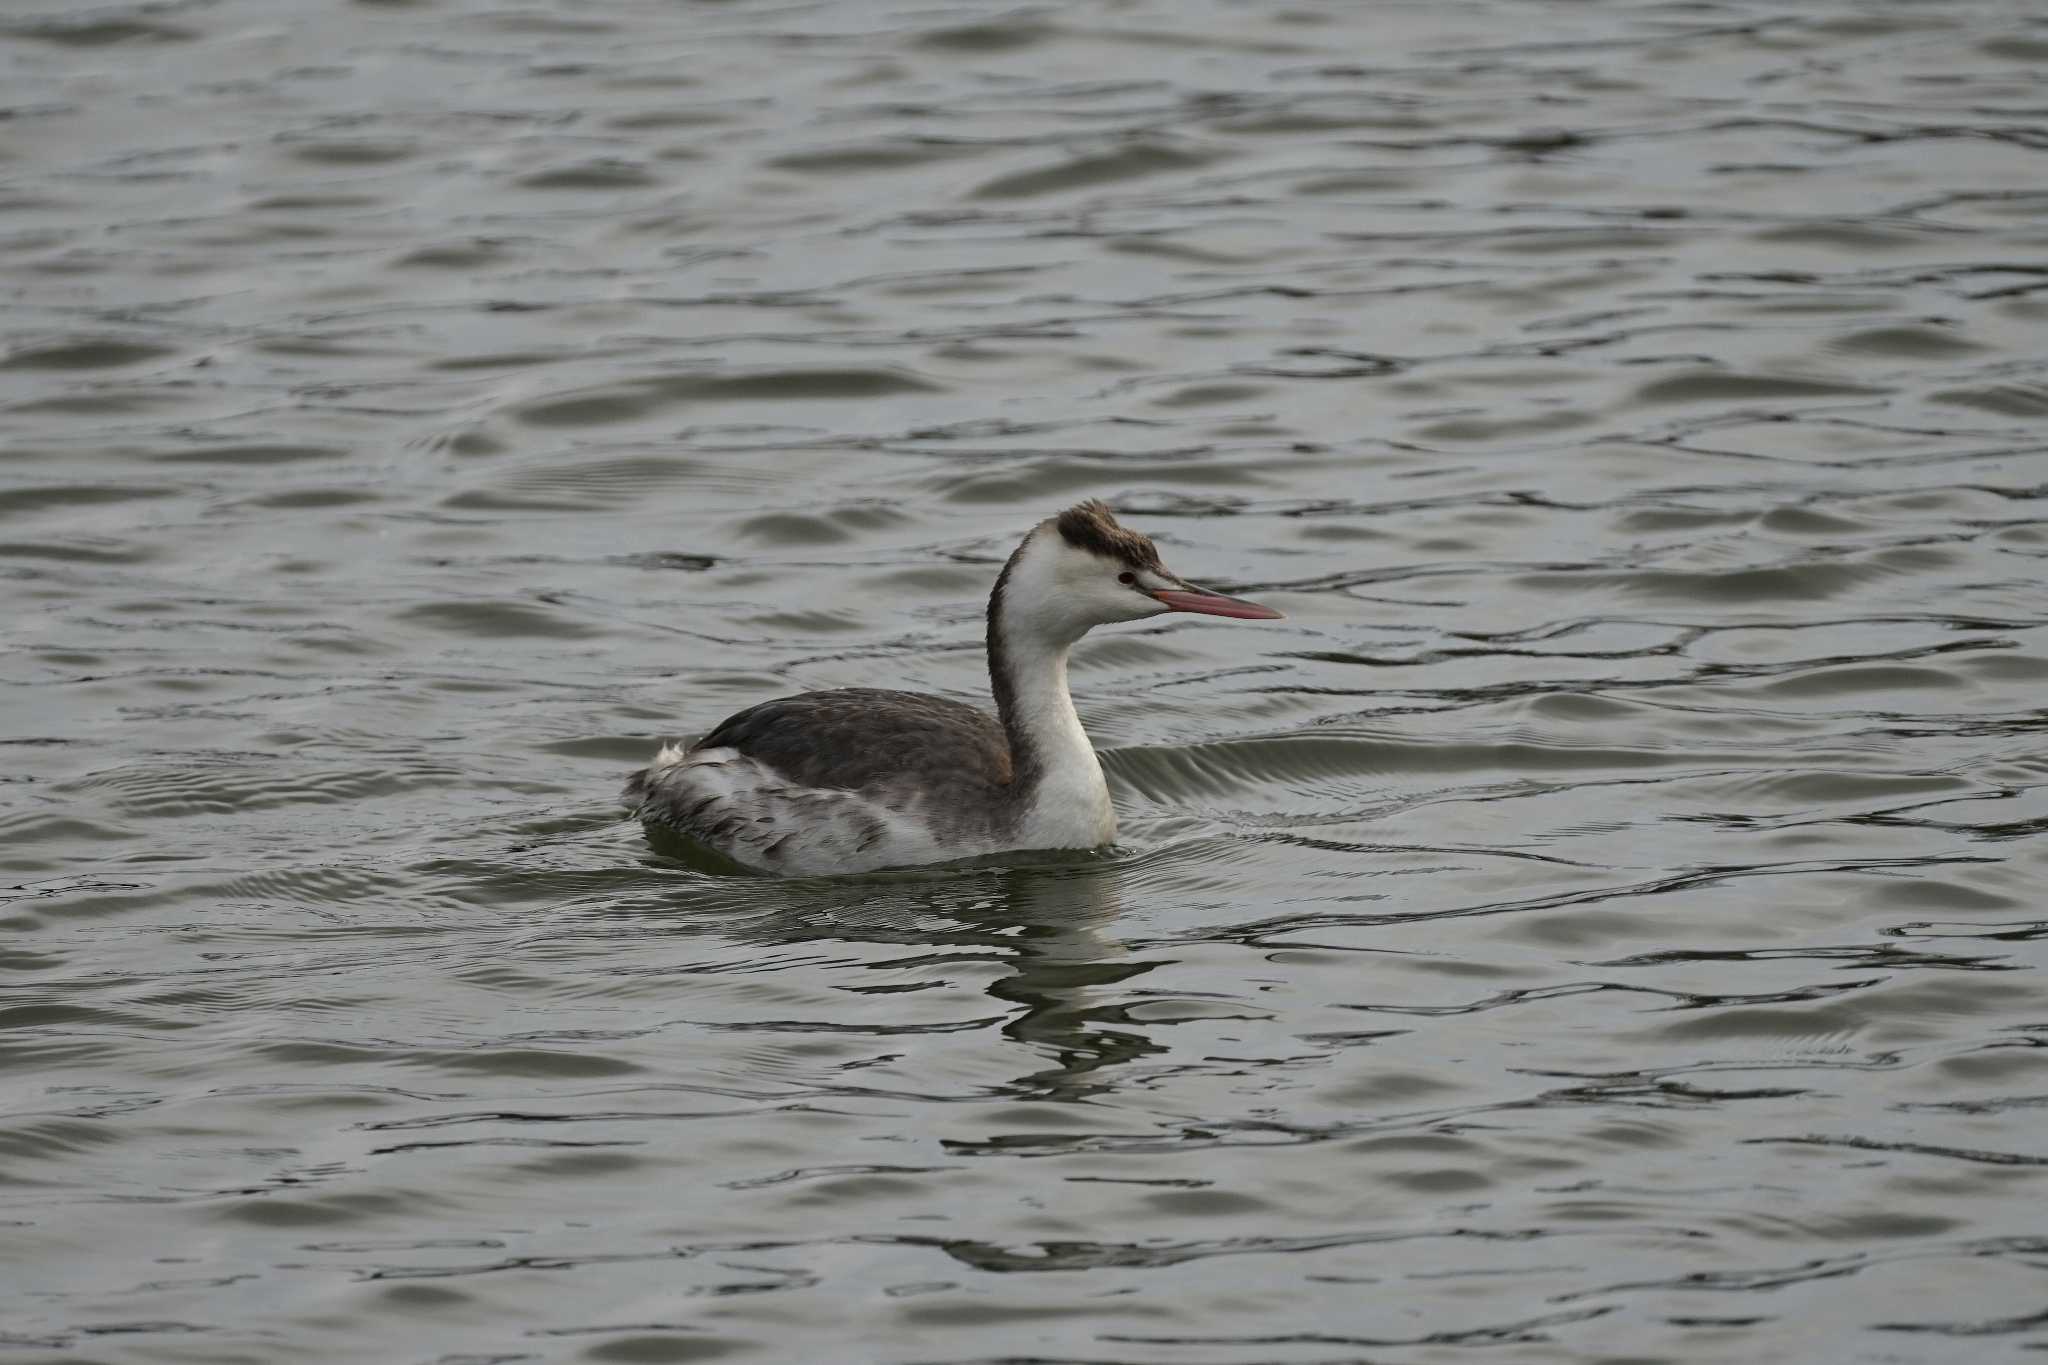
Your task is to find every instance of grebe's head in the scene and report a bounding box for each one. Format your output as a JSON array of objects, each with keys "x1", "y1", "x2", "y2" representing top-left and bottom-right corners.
[{"x1": 994, "y1": 500, "x2": 1283, "y2": 646}]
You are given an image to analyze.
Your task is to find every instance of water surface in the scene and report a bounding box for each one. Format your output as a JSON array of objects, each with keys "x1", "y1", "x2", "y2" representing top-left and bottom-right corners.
[{"x1": 4, "y1": 1, "x2": 2047, "y2": 1361}]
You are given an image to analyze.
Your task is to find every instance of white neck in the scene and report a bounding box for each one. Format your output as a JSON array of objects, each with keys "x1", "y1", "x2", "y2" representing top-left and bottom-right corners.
[{"x1": 995, "y1": 627, "x2": 1115, "y2": 848}]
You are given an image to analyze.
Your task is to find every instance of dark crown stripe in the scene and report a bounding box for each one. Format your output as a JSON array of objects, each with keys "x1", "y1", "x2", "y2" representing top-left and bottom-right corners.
[{"x1": 1052, "y1": 499, "x2": 1162, "y2": 571}]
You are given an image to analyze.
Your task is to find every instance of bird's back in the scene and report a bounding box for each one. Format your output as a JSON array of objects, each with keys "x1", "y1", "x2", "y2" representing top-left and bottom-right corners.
[
  {"x1": 622, "y1": 688, "x2": 1019, "y2": 874},
  {"x1": 689, "y1": 687, "x2": 1012, "y2": 792}
]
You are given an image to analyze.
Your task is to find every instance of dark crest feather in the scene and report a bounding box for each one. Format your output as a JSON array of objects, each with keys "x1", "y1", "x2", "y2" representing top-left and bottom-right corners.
[{"x1": 1052, "y1": 500, "x2": 1161, "y2": 571}]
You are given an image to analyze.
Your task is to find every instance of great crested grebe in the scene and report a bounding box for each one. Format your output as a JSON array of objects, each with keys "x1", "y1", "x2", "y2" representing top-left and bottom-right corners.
[{"x1": 623, "y1": 501, "x2": 1282, "y2": 874}]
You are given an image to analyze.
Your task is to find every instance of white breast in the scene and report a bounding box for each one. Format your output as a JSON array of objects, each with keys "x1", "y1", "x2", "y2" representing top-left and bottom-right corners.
[{"x1": 1017, "y1": 760, "x2": 1117, "y2": 851}]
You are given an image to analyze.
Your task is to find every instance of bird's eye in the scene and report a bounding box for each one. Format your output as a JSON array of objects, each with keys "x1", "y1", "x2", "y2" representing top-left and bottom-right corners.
[{"x1": 1118, "y1": 571, "x2": 1136, "y2": 585}]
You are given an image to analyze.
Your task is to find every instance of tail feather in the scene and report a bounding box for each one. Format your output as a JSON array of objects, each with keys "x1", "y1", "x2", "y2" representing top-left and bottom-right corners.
[{"x1": 621, "y1": 742, "x2": 689, "y2": 813}]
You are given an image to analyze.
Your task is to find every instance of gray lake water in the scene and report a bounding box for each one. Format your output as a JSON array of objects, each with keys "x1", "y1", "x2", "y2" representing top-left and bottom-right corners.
[{"x1": 4, "y1": 1, "x2": 2047, "y2": 1361}]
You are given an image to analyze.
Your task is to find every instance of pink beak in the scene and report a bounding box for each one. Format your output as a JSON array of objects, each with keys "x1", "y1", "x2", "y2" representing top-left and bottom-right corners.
[{"x1": 1150, "y1": 583, "x2": 1284, "y2": 620}]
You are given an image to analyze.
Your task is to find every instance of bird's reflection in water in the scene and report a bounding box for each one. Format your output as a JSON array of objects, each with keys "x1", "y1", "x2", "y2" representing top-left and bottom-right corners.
[
  {"x1": 966, "y1": 862, "x2": 1167, "y2": 1101},
  {"x1": 630, "y1": 829, "x2": 1168, "y2": 1100}
]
